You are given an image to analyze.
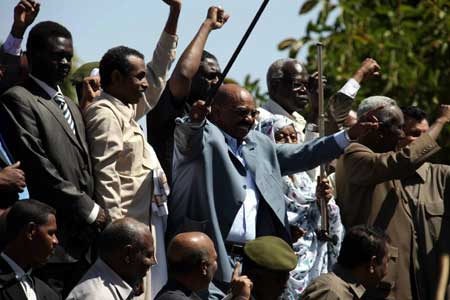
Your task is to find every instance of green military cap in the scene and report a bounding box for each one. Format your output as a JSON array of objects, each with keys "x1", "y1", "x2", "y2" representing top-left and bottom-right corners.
[
  {"x1": 70, "y1": 62, "x2": 99, "y2": 84},
  {"x1": 244, "y1": 236, "x2": 297, "y2": 271}
]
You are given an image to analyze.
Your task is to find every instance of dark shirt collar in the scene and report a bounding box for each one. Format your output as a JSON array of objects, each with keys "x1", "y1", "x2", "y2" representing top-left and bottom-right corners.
[
  {"x1": 413, "y1": 163, "x2": 428, "y2": 182},
  {"x1": 161, "y1": 277, "x2": 194, "y2": 298}
]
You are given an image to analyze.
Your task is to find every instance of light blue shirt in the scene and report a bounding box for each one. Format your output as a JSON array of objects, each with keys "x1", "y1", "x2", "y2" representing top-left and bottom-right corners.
[{"x1": 223, "y1": 131, "x2": 260, "y2": 244}]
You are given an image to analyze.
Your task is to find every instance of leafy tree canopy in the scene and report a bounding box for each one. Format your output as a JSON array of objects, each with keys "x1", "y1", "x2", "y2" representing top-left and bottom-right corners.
[{"x1": 278, "y1": 0, "x2": 450, "y2": 162}]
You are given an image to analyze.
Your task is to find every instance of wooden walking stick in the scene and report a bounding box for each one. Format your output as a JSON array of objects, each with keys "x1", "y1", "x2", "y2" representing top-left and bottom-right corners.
[{"x1": 316, "y1": 42, "x2": 331, "y2": 242}]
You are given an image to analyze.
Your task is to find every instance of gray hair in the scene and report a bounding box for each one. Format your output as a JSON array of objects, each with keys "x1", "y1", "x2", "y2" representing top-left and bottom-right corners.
[
  {"x1": 98, "y1": 217, "x2": 151, "y2": 257},
  {"x1": 357, "y1": 96, "x2": 398, "y2": 120},
  {"x1": 266, "y1": 58, "x2": 297, "y2": 90}
]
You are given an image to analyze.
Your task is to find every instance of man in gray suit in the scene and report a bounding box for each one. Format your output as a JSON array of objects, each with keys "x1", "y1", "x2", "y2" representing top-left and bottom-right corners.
[
  {"x1": 168, "y1": 83, "x2": 376, "y2": 292},
  {"x1": 0, "y1": 21, "x2": 108, "y2": 297}
]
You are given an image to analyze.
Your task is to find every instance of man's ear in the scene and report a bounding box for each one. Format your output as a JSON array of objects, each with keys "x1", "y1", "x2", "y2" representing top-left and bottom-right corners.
[
  {"x1": 123, "y1": 244, "x2": 135, "y2": 264},
  {"x1": 25, "y1": 222, "x2": 37, "y2": 241},
  {"x1": 200, "y1": 260, "x2": 209, "y2": 277}
]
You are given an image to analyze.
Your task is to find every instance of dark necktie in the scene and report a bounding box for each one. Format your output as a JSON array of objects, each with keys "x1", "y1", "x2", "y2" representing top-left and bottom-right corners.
[{"x1": 54, "y1": 92, "x2": 75, "y2": 134}]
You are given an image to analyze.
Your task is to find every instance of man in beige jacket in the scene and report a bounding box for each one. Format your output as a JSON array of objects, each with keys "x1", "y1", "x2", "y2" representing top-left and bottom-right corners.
[
  {"x1": 335, "y1": 96, "x2": 450, "y2": 300},
  {"x1": 83, "y1": 2, "x2": 180, "y2": 298}
]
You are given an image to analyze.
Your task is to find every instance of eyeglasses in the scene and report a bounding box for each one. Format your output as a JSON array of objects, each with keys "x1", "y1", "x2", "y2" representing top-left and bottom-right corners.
[
  {"x1": 232, "y1": 107, "x2": 259, "y2": 118},
  {"x1": 291, "y1": 80, "x2": 308, "y2": 91}
]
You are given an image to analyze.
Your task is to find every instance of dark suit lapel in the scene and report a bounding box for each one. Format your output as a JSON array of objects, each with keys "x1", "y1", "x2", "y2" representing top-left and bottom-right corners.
[
  {"x1": 24, "y1": 78, "x2": 86, "y2": 154},
  {"x1": 65, "y1": 97, "x2": 89, "y2": 157},
  {"x1": 0, "y1": 257, "x2": 27, "y2": 299}
]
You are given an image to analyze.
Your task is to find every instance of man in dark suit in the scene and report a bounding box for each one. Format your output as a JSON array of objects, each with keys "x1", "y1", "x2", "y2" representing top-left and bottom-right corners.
[
  {"x1": 0, "y1": 200, "x2": 59, "y2": 300},
  {"x1": 0, "y1": 21, "x2": 108, "y2": 297}
]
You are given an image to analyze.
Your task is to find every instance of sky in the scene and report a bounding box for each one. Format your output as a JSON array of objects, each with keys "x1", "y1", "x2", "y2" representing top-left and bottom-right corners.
[{"x1": 0, "y1": 0, "x2": 319, "y2": 94}]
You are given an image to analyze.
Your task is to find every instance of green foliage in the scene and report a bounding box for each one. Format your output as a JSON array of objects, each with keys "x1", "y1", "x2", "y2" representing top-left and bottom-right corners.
[
  {"x1": 61, "y1": 54, "x2": 80, "y2": 103},
  {"x1": 279, "y1": 0, "x2": 450, "y2": 163}
]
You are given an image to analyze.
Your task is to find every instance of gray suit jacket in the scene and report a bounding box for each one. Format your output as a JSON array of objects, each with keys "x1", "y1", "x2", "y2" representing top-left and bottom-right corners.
[
  {"x1": 168, "y1": 119, "x2": 345, "y2": 283},
  {"x1": 0, "y1": 77, "x2": 96, "y2": 262}
]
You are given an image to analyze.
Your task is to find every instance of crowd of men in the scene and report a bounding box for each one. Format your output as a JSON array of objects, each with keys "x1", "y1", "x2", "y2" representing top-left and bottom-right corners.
[{"x1": 0, "y1": 1, "x2": 449, "y2": 300}]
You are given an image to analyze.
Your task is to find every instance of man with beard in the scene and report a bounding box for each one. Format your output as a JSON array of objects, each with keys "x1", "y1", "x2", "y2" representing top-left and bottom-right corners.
[
  {"x1": 0, "y1": 21, "x2": 109, "y2": 297},
  {"x1": 169, "y1": 83, "x2": 377, "y2": 292},
  {"x1": 0, "y1": 200, "x2": 59, "y2": 300},
  {"x1": 335, "y1": 97, "x2": 450, "y2": 300},
  {"x1": 147, "y1": 6, "x2": 228, "y2": 182}
]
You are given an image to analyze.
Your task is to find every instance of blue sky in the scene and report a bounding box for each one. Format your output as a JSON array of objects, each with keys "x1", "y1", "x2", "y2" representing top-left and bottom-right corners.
[{"x1": 0, "y1": 0, "x2": 319, "y2": 93}]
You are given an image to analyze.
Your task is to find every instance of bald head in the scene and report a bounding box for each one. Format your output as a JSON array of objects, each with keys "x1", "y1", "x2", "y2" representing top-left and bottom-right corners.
[
  {"x1": 98, "y1": 217, "x2": 152, "y2": 258},
  {"x1": 167, "y1": 232, "x2": 214, "y2": 274},
  {"x1": 357, "y1": 96, "x2": 405, "y2": 152},
  {"x1": 266, "y1": 59, "x2": 310, "y2": 113},
  {"x1": 210, "y1": 84, "x2": 256, "y2": 141},
  {"x1": 212, "y1": 83, "x2": 253, "y2": 110}
]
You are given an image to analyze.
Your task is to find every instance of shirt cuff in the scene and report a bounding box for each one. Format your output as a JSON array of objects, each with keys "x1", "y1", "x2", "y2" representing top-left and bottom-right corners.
[
  {"x1": 175, "y1": 116, "x2": 205, "y2": 128},
  {"x1": 304, "y1": 123, "x2": 319, "y2": 142},
  {"x1": 86, "y1": 203, "x2": 100, "y2": 224},
  {"x1": 338, "y1": 78, "x2": 361, "y2": 99},
  {"x1": 160, "y1": 31, "x2": 179, "y2": 52},
  {"x1": 333, "y1": 130, "x2": 350, "y2": 150},
  {"x1": 3, "y1": 33, "x2": 22, "y2": 56}
]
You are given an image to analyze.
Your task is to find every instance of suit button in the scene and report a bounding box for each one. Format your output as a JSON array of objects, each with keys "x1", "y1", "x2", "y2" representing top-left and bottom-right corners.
[{"x1": 243, "y1": 185, "x2": 247, "y2": 189}]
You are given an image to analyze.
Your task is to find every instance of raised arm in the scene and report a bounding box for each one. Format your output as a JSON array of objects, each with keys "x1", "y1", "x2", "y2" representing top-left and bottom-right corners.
[
  {"x1": 168, "y1": 6, "x2": 229, "y2": 99},
  {"x1": 138, "y1": 0, "x2": 181, "y2": 116},
  {"x1": 1, "y1": 0, "x2": 40, "y2": 93},
  {"x1": 327, "y1": 58, "x2": 381, "y2": 133},
  {"x1": 10, "y1": 0, "x2": 40, "y2": 39}
]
